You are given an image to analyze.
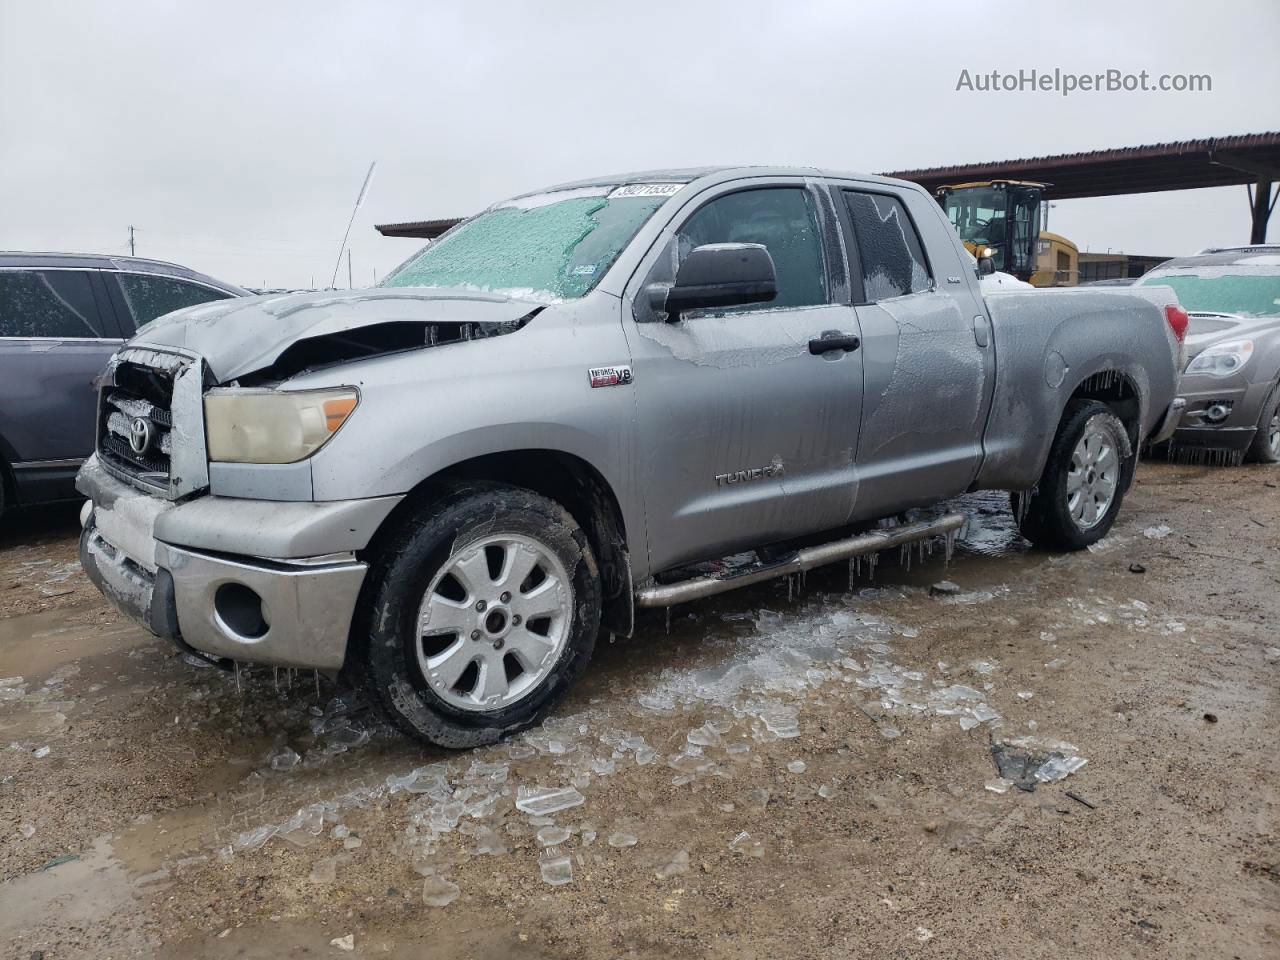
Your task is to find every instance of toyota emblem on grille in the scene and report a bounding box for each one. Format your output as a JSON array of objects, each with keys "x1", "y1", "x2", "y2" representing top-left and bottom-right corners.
[{"x1": 128, "y1": 417, "x2": 154, "y2": 455}]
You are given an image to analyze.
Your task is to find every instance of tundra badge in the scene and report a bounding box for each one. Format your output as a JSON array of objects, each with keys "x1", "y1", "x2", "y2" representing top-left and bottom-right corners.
[
  {"x1": 589, "y1": 365, "x2": 633, "y2": 388},
  {"x1": 714, "y1": 461, "x2": 784, "y2": 486}
]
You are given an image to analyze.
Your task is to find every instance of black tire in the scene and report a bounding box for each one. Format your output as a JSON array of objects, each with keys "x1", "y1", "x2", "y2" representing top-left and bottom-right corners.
[
  {"x1": 1013, "y1": 399, "x2": 1135, "y2": 550},
  {"x1": 0, "y1": 456, "x2": 10, "y2": 525},
  {"x1": 1246, "y1": 380, "x2": 1280, "y2": 464},
  {"x1": 352, "y1": 482, "x2": 601, "y2": 748}
]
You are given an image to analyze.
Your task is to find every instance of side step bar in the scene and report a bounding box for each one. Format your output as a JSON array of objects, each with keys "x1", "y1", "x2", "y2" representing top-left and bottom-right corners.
[{"x1": 634, "y1": 513, "x2": 967, "y2": 609}]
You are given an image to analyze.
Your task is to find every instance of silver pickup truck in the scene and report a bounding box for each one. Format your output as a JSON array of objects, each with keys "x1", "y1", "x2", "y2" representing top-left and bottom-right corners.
[{"x1": 76, "y1": 167, "x2": 1186, "y2": 747}]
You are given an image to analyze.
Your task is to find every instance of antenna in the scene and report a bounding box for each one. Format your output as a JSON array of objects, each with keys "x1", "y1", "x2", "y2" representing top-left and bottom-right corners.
[
  {"x1": 128, "y1": 225, "x2": 137, "y2": 257},
  {"x1": 330, "y1": 162, "x2": 377, "y2": 289}
]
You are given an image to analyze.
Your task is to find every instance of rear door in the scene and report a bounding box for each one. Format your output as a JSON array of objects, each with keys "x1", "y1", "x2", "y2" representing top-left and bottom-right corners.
[
  {"x1": 0, "y1": 268, "x2": 123, "y2": 484},
  {"x1": 833, "y1": 184, "x2": 994, "y2": 516},
  {"x1": 622, "y1": 180, "x2": 865, "y2": 573},
  {"x1": 106, "y1": 271, "x2": 235, "y2": 334}
]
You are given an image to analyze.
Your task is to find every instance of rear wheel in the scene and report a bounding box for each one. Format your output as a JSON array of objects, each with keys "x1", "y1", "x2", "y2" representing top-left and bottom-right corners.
[
  {"x1": 1247, "y1": 381, "x2": 1280, "y2": 464},
  {"x1": 1014, "y1": 400, "x2": 1134, "y2": 550},
  {"x1": 355, "y1": 483, "x2": 601, "y2": 748}
]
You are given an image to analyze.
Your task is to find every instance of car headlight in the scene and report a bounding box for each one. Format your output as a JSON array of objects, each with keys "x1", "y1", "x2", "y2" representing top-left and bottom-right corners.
[
  {"x1": 1184, "y1": 339, "x2": 1253, "y2": 378},
  {"x1": 204, "y1": 387, "x2": 359, "y2": 463}
]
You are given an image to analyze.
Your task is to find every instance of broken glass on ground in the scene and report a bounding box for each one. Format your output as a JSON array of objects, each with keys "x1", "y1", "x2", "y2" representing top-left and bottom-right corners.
[
  {"x1": 536, "y1": 825, "x2": 571, "y2": 847},
  {"x1": 687, "y1": 724, "x2": 721, "y2": 747},
  {"x1": 990, "y1": 737, "x2": 1088, "y2": 792},
  {"x1": 728, "y1": 831, "x2": 765, "y2": 858},
  {"x1": 515, "y1": 785, "x2": 585, "y2": 817},
  {"x1": 268, "y1": 746, "x2": 301, "y2": 771},
  {"x1": 471, "y1": 826, "x2": 508, "y2": 856},
  {"x1": 308, "y1": 853, "x2": 350, "y2": 884},
  {"x1": 322, "y1": 723, "x2": 370, "y2": 755},
  {"x1": 539, "y1": 853, "x2": 574, "y2": 886},
  {"x1": 421, "y1": 874, "x2": 461, "y2": 907},
  {"x1": 1034, "y1": 754, "x2": 1088, "y2": 782},
  {"x1": 761, "y1": 706, "x2": 801, "y2": 739}
]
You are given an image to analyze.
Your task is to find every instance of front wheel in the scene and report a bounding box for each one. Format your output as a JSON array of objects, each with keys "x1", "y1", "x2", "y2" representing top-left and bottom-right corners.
[
  {"x1": 354, "y1": 483, "x2": 601, "y2": 748},
  {"x1": 1247, "y1": 381, "x2": 1280, "y2": 464},
  {"x1": 1013, "y1": 399, "x2": 1134, "y2": 550}
]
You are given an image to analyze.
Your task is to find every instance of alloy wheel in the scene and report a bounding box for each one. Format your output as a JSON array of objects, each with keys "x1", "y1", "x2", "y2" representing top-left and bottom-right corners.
[{"x1": 415, "y1": 534, "x2": 573, "y2": 712}]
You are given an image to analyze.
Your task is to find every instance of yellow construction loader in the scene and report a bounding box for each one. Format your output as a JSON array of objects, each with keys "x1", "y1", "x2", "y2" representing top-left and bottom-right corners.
[{"x1": 936, "y1": 180, "x2": 1047, "y2": 283}]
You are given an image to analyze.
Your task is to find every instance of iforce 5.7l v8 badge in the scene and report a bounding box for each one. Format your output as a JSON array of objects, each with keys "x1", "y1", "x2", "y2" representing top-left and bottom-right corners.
[{"x1": 588, "y1": 365, "x2": 633, "y2": 388}]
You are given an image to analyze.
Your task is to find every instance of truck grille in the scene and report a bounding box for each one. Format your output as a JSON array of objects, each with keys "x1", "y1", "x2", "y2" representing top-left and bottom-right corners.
[{"x1": 98, "y1": 360, "x2": 178, "y2": 489}]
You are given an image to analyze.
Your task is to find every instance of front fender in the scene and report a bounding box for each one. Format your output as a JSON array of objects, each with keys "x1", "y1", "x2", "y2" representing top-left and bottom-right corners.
[{"x1": 296, "y1": 297, "x2": 645, "y2": 566}]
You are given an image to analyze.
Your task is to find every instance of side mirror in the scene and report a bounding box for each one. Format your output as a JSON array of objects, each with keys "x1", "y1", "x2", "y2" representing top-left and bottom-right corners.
[
  {"x1": 646, "y1": 243, "x2": 777, "y2": 320},
  {"x1": 977, "y1": 247, "x2": 996, "y2": 276}
]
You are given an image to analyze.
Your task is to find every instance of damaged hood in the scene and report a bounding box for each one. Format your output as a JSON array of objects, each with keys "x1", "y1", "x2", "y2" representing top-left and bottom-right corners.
[{"x1": 129, "y1": 287, "x2": 542, "y2": 382}]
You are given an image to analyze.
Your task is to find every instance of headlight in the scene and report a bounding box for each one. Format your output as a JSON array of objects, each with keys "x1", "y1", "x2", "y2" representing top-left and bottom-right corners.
[
  {"x1": 1185, "y1": 339, "x2": 1253, "y2": 378},
  {"x1": 205, "y1": 388, "x2": 359, "y2": 463}
]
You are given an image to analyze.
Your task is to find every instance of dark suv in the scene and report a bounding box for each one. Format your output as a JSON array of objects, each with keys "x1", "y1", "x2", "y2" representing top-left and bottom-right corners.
[{"x1": 0, "y1": 252, "x2": 247, "y2": 516}]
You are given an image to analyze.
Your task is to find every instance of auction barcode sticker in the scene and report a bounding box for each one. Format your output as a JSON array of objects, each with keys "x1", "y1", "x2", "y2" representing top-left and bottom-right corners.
[{"x1": 607, "y1": 183, "x2": 684, "y2": 199}]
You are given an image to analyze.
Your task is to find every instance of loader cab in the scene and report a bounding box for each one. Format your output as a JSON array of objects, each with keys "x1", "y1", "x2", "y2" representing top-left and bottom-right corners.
[{"x1": 937, "y1": 180, "x2": 1046, "y2": 283}]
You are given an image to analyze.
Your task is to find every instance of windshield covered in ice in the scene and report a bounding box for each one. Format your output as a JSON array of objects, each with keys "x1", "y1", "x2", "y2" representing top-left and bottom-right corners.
[
  {"x1": 1137, "y1": 265, "x2": 1280, "y2": 317},
  {"x1": 379, "y1": 186, "x2": 677, "y2": 301}
]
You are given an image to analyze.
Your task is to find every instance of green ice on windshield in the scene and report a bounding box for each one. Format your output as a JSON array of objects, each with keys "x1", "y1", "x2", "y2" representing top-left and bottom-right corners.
[
  {"x1": 1138, "y1": 271, "x2": 1280, "y2": 317},
  {"x1": 380, "y1": 192, "x2": 669, "y2": 301}
]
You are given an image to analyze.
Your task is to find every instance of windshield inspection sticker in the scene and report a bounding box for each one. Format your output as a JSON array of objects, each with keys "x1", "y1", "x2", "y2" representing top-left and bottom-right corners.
[
  {"x1": 588, "y1": 365, "x2": 633, "y2": 388},
  {"x1": 607, "y1": 183, "x2": 684, "y2": 199}
]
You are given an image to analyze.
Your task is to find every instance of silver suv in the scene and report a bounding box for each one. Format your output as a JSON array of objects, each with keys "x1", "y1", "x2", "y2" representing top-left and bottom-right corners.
[{"x1": 76, "y1": 167, "x2": 1183, "y2": 746}]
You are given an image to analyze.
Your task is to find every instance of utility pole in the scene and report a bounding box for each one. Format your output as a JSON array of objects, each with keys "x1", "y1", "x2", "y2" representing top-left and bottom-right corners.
[
  {"x1": 347, "y1": 249, "x2": 353, "y2": 289},
  {"x1": 128, "y1": 225, "x2": 136, "y2": 257}
]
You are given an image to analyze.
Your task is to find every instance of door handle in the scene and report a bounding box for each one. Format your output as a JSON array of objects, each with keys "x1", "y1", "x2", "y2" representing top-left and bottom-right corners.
[{"x1": 808, "y1": 333, "x2": 861, "y2": 355}]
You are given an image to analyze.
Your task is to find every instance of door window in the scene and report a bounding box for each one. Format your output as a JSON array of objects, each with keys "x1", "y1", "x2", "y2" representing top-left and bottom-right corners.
[
  {"x1": 843, "y1": 191, "x2": 932, "y2": 301},
  {"x1": 0, "y1": 270, "x2": 106, "y2": 338},
  {"x1": 116, "y1": 273, "x2": 231, "y2": 328},
  {"x1": 675, "y1": 187, "x2": 828, "y2": 311}
]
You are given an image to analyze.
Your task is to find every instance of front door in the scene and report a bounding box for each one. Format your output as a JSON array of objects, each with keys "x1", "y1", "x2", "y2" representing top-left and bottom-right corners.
[{"x1": 622, "y1": 183, "x2": 865, "y2": 574}]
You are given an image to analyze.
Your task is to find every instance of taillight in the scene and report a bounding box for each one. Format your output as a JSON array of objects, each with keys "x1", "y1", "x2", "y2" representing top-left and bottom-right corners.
[{"x1": 1165, "y1": 304, "x2": 1189, "y2": 342}]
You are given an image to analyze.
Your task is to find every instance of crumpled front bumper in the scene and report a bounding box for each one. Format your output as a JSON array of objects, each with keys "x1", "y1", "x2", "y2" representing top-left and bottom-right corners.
[{"x1": 76, "y1": 456, "x2": 395, "y2": 670}]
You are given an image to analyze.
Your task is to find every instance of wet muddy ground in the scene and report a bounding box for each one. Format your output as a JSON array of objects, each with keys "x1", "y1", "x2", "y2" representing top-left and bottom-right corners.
[{"x1": 1, "y1": 462, "x2": 1278, "y2": 959}]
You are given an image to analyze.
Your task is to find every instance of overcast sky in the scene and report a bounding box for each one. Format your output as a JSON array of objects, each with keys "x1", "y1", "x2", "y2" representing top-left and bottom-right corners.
[{"x1": 2, "y1": 0, "x2": 1278, "y2": 289}]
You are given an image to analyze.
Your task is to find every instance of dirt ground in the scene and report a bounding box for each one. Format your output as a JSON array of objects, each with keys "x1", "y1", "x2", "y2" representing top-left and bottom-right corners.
[{"x1": 1, "y1": 461, "x2": 1277, "y2": 960}]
